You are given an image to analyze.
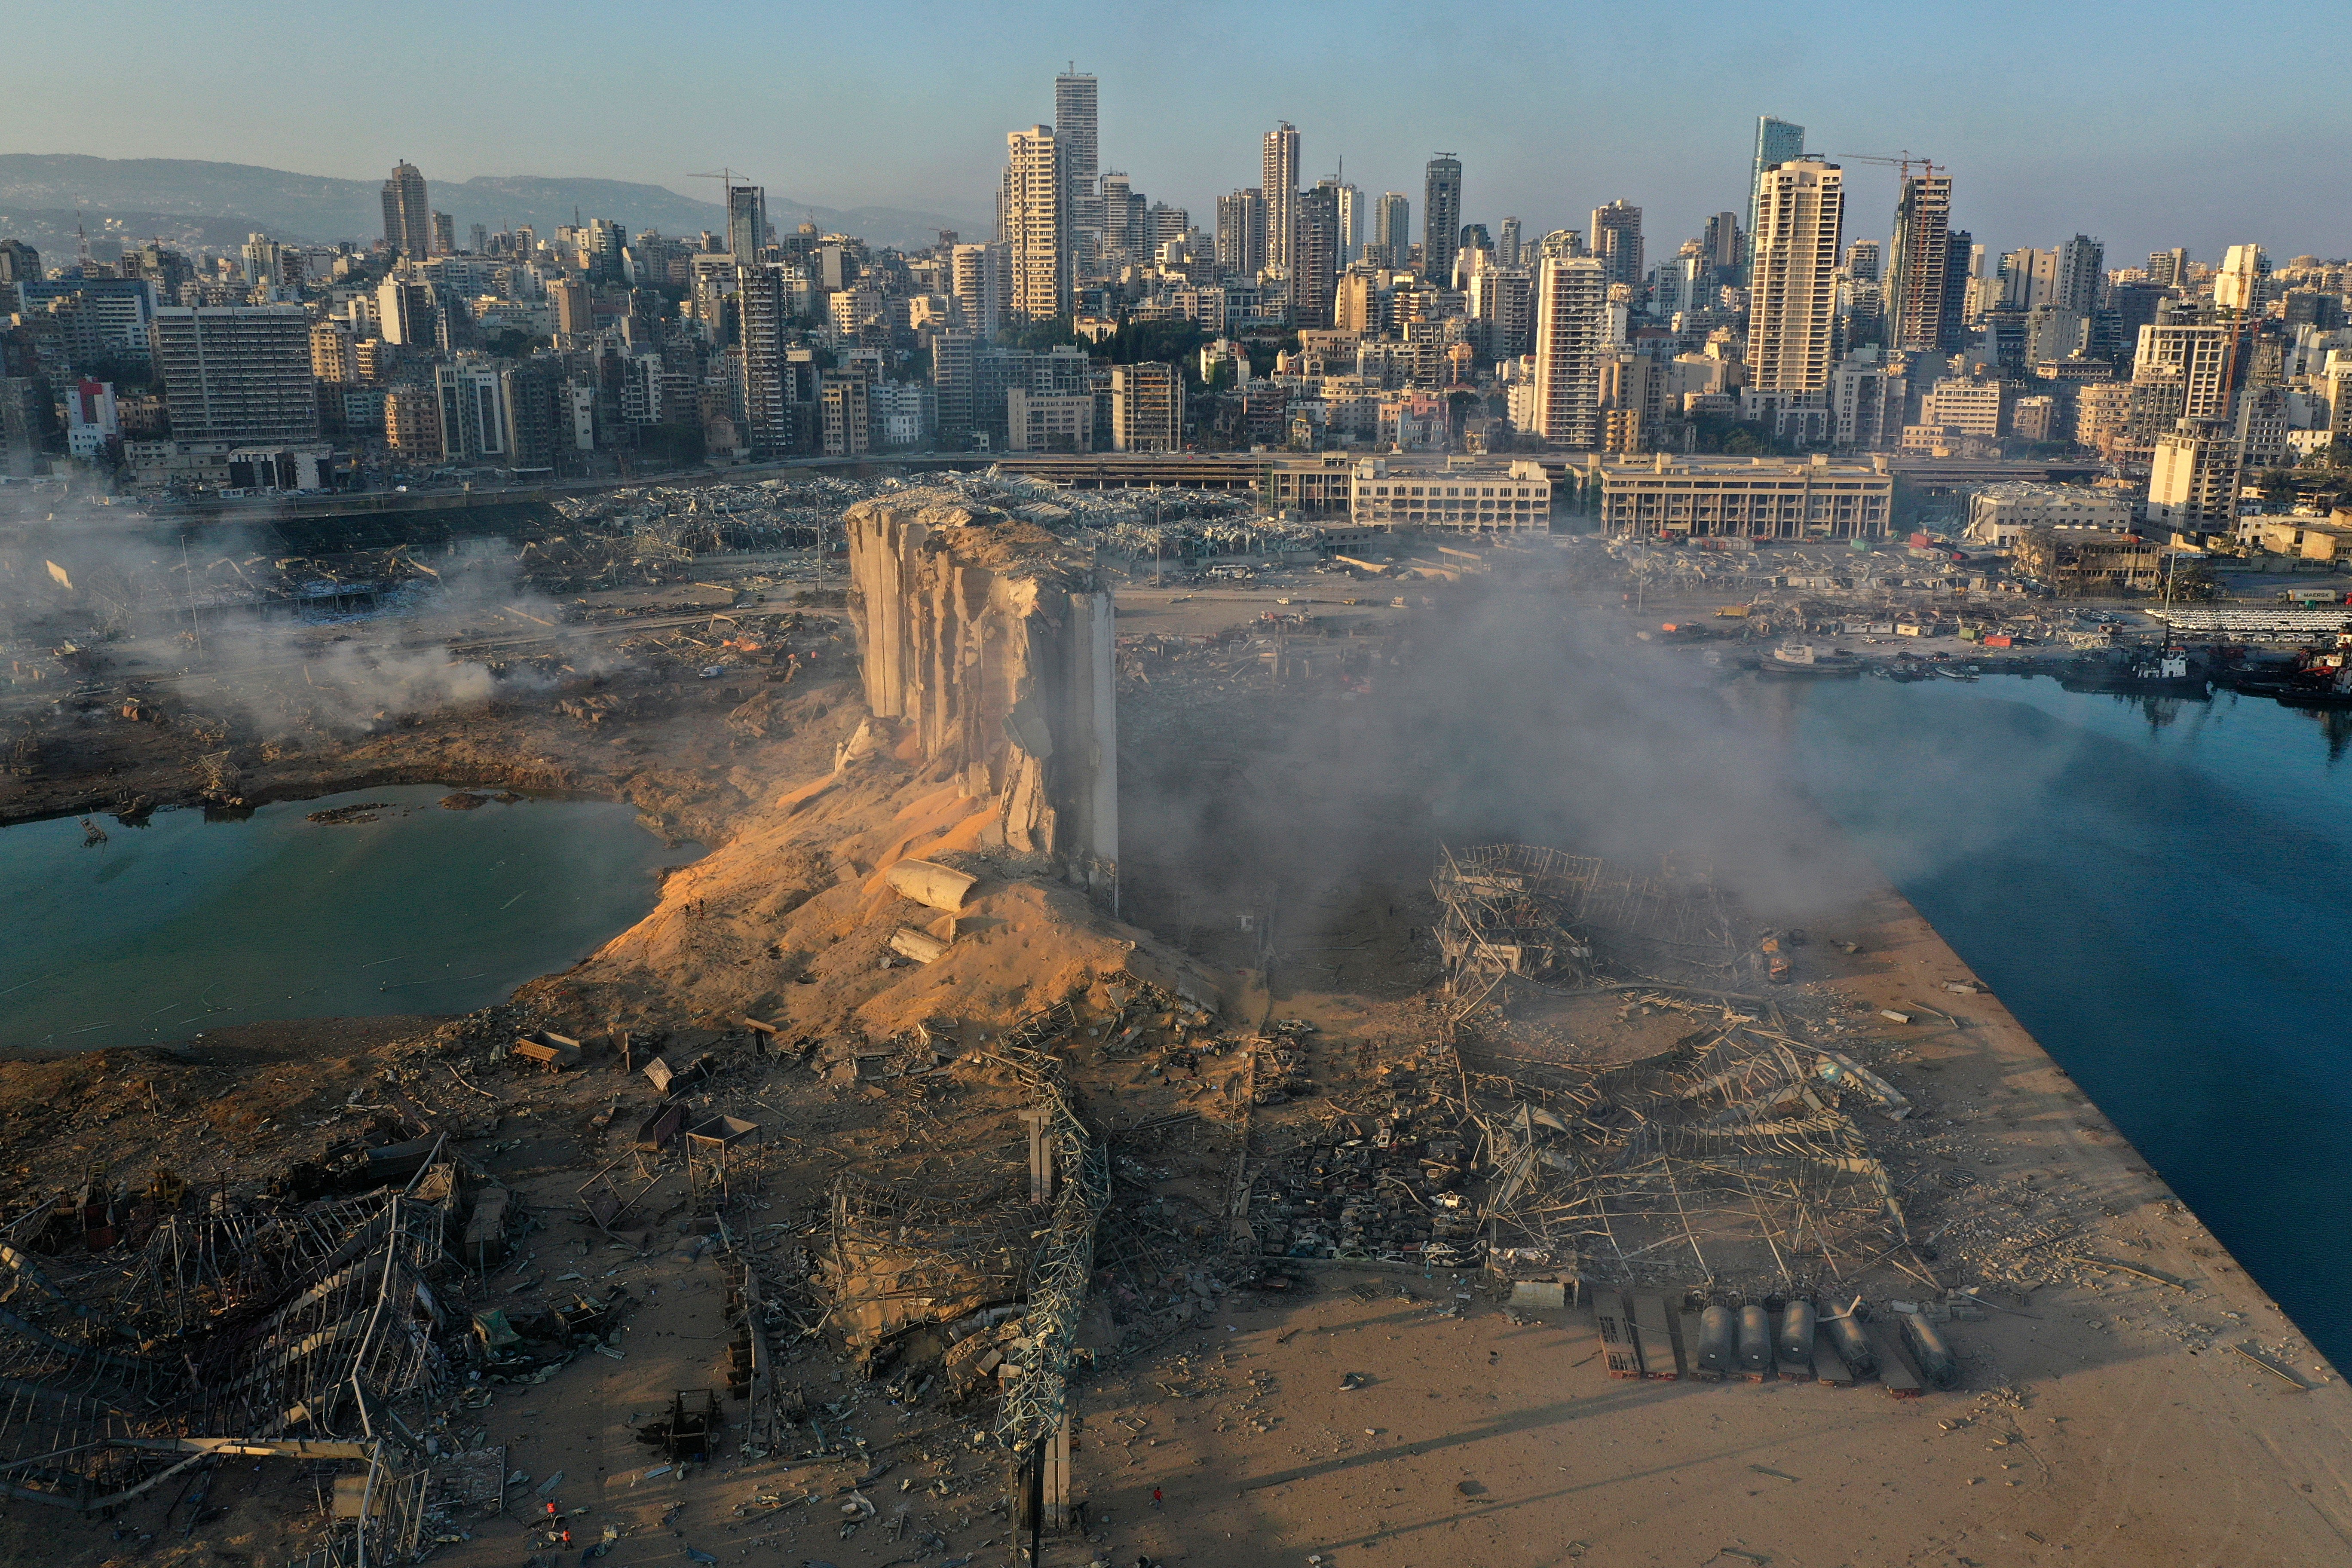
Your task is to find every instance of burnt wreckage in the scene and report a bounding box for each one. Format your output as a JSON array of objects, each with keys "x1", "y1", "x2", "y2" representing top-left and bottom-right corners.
[
  {"x1": 0, "y1": 1145, "x2": 477, "y2": 1565},
  {"x1": 1247, "y1": 843, "x2": 1926, "y2": 1299}
]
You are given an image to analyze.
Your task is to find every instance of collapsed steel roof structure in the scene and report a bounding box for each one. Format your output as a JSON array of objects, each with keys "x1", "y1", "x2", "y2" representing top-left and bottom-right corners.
[
  {"x1": 0, "y1": 1154, "x2": 457, "y2": 1565},
  {"x1": 1429, "y1": 845, "x2": 1924, "y2": 1297}
]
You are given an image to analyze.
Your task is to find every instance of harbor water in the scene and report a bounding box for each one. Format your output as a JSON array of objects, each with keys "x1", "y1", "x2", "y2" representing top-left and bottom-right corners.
[
  {"x1": 0, "y1": 784, "x2": 693, "y2": 1052},
  {"x1": 1791, "y1": 675, "x2": 2352, "y2": 1370}
]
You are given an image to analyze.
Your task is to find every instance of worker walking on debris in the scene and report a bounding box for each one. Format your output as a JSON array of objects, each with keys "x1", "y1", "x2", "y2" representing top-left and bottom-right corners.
[{"x1": 1151, "y1": 1486, "x2": 1163, "y2": 1511}]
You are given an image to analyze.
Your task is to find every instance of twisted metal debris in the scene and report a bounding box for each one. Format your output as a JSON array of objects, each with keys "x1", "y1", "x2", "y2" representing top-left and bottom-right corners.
[{"x1": 992, "y1": 1002, "x2": 1109, "y2": 1459}]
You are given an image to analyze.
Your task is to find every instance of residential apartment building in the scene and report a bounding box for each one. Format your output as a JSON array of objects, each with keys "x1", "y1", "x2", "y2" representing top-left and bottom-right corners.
[
  {"x1": 381, "y1": 161, "x2": 431, "y2": 258},
  {"x1": 1262, "y1": 124, "x2": 1299, "y2": 278},
  {"x1": 2147, "y1": 417, "x2": 2243, "y2": 533},
  {"x1": 1216, "y1": 189, "x2": 1267, "y2": 278},
  {"x1": 820, "y1": 371, "x2": 870, "y2": 457},
  {"x1": 18, "y1": 274, "x2": 159, "y2": 360},
  {"x1": 1746, "y1": 160, "x2": 1844, "y2": 392},
  {"x1": 152, "y1": 305, "x2": 318, "y2": 444},
  {"x1": 1531, "y1": 256, "x2": 1607, "y2": 447},
  {"x1": 1423, "y1": 156, "x2": 1462, "y2": 283},
  {"x1": 1468, "y1": 266, "x2": 1532, "y2": 358},
  {"x1": 738, "y1": 262, "x2": 802, "y2": 457},
  {"x1": 1110, "y1": 361, "x2": 1183, "y2": 452},
  {"x1": 1917, "y1": 377, "x2": 2003, "y2": 437},
  {"x1": 1007, "y1": 388, "x2": 1096, "y2": 451},
  {"x1": 1371, "y1": 193, "x2": 1410, "y2": 267},
  {"x1": 1590, "y1": 200, "x2": 1644, "y2": 290},
  {"x1": 309, "y1": 322, "x2": 355, "y2": 384},
  {"x1": 1001, "y1": 128, "x2": 1068, "y2": 323},
  {"x1": 1830, "y1": 359, "x2": 1905, "y2": 448},
  {"x1": 2132, "y1": 323, "x2": 2235, "y2": 421}
]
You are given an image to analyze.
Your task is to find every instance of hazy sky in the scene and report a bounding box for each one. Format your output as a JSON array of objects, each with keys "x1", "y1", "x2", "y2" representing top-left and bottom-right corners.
[{"x1": 7, "y1": 0, "x2": 2346, "y2": 265}]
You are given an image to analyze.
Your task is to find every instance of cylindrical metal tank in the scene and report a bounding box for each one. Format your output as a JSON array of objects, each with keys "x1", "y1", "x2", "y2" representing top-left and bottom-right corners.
[
  {"x1": 1902, "y1": 1311, "x2": 1959, "y2": 1388},
  {"x1": 1736, "y1": 1304, "x2": 1773, "y2": 1374},
  {"x1": 1778, "y1": 1298, "x2": 1817, "y2": 1365},
  {"x1": 1695, "y1": 1304, "x2": 1736, "y2": 1378},
  {"x1": 1822, "y1": 1298, "x2": 1876, "y2": 1375}
]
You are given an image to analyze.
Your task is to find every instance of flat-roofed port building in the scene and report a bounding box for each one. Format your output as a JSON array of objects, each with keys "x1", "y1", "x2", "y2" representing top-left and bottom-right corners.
[
  {"x1": 1965, "y1": 481, "x2": 2134, "y2": 544},
  {"x1": 1594, "y1": 452, "x2": 1893, "y2": 539},
  {"x1": 1349, "y1": 456, "x2": 1553, "y2": 531}
]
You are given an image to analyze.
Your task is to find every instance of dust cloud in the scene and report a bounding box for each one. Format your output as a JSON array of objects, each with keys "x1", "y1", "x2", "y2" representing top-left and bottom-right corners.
[
  {"x1": 1120, "y1": 576, "x2": 1907, "y2": 949},
  {"x1": 1, "y1": 503, "x2": 601, "y2": 737}
]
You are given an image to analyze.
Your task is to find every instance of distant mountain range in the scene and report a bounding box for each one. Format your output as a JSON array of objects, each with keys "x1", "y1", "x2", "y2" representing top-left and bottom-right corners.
[{"x1": 0, "y1": 154, "x2": 983, "y2": 257}]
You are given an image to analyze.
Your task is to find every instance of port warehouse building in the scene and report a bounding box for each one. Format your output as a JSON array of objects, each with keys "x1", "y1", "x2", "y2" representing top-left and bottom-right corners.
[
  {"x1": 987, "y1": 450, "x2": 1898, "y2": 540},
  {"x1": 990, "y1": 451, "x2": 1555, "y2": 531},
  {"x1": 215, "y1": 449, "x2": 1987, "y2": 540},
  {"x1": 1587, "y1": 453, "x2": 1896, "y2": 540}
]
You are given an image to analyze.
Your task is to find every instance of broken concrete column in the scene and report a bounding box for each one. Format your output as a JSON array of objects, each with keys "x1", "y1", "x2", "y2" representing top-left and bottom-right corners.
[{"x1": 845, "y1": 493, "x2": 1117, "y2": 875}]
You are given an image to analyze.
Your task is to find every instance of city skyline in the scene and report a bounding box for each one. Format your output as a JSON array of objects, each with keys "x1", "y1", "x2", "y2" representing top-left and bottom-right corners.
[{"x1": 0, "y1": 1, "x2": 2345, "y2": 266}]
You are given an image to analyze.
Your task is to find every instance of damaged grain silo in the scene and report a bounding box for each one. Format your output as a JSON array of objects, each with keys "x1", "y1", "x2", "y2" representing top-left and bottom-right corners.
[{"x1": 845, "y1": 490, "x2": 1118, "y2": 887}]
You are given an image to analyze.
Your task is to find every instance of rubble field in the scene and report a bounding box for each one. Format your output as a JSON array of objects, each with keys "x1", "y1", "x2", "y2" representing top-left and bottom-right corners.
[{"x1": 0, "y1": 481, "x2": 2346, "y2": 1568}]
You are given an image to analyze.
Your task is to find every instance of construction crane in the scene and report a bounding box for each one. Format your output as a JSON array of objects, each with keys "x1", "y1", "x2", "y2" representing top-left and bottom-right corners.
[
  {"x1": 689, "y1": 166, "x2": 753, "y2": 228},
  {"x1": 1831, "y1": 151, "x2": 1942, "y2": 182}
]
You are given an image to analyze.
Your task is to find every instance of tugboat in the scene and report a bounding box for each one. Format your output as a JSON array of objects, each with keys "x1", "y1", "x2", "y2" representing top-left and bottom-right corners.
[
  {"x1": 2059, "y1": 650, "x2": 2208, "y2": 697},
  {"x1": 2265, "y1": 650, "x2": 2352, "y2": 710}
]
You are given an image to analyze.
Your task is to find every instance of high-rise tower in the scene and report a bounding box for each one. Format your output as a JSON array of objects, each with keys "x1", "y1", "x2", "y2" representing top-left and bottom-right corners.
[
  {"x1": 726, "y1": 184, "x2": 766, "y2": 267},
  {"x1": 1000, "y1": 127, "x2": 1068, "y2": 323},
  {"x1": 1262, "y1": 123, "x2": 1300, "y2": 277},
  {"x1": 1217, "y1": 189, "x2": 1267, "y2": 277},
  {"x1": 381, "y1": 161, "x2": 431, "y2": 258},
  {"x1": 1053, "y1": 71, "x2": 1098, "y2": 196},
  {"x1": 1702, "y1": 212, "x2": 1743, "y2": 280},
  {"x1": 1423, "y1": 155, "x2": 1462, "y2": 283},
  {"x1": 1055, "y1": 70, "x2": 1100, "y2": 268},
  {"x1": 1590, "y1": 200, "x2": 1644, "y2": 290},
  {"x1": 1372, "y1": 193, "x2": 1410, "y2": 267},
  {"x1": 738, "y1": 262, "x2": 800, "y2": 458},
  {"x1": 950, "y1": 242, "x2": 1007, "y2": 338},
  {"x1": 1292, "y1": 185, "x2": 1341, "y2": 328},
  {"x1": 1885, "y1": 168, "x2": 1954, "y2": 352},
  {"x1": 1746, "y1": 160, "x2": 1844, "y2": 392},
  {"x1": 1746, "y1": 118, "x2": 1805, "y2": 273},
  {"x1": 1318, "y1": 178, "x2": 1363, "y2": 266},
  {"x1": 1532, "y1": 255, "x2": 1607, "y2": 446},
  {"x1": 2054, "y1": 234, "x2": 2104, "y2": 317}
]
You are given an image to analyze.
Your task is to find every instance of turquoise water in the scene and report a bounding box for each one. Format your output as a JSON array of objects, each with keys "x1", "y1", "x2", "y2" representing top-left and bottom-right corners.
[
  {"x1": 0, "y1": 785, "x2": 692, "y2": 1052},
  {"x1": 1792, "y1": 678, "x2": 2352, "y2": 1368}
]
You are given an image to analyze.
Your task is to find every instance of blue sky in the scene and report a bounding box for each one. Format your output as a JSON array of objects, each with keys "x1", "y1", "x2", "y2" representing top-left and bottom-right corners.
[{"x1": 6, "y1": 0, "x2": 2346, "y2": 264}]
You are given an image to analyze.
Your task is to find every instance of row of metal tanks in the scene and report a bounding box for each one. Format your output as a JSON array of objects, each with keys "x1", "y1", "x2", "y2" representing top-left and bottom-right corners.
[{"x1": 1594, "y1": 1291, "x2": 1959, "y2": 1394}]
